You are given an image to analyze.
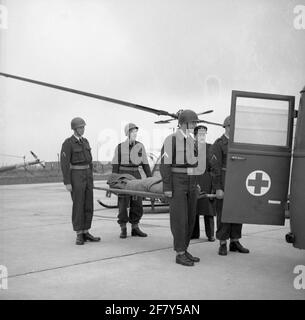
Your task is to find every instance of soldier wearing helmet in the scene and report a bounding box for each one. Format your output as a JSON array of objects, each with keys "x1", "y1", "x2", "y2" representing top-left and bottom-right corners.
[
  {"x1": 160, "y1": 110, "x2": 202, "y2": 266},
  {"x1": 124, "y1": 123, "x2": 138, "y2": 136},
  {"x1": 210, "y1": 115, "x2": 249, "y2": 255},
  {"x1": 60, "y1": 117, "x2": 101, "y2": 245},
  {"x1": 112, "y1": 122, "x2": 152, "y2": 238}
]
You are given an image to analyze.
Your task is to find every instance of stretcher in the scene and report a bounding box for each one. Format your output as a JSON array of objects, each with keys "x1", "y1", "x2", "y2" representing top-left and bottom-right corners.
[{"x1": 94, "y1": 186, "x2": 217, "y2": 210}]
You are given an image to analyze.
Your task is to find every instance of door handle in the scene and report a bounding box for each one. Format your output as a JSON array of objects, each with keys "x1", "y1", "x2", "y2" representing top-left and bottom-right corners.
[{"x1": 231, "y1": 156, "x2": 246, "y2": 160}]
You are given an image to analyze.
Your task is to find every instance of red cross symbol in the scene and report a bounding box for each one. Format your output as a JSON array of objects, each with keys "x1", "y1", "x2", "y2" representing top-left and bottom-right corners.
[{"x1": 246, "y1": 170, "x2": 271, "y2": 196}]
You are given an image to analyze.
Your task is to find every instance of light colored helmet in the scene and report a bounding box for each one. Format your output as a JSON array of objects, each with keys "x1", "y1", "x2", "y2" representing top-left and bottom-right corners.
[
  {"x1": 223, "y1": 116, "x2": 230, "y2": 128},
  {"x1": 71, "y1": 117, "x2": 86, "y2": 130},
  {"x1": 124, "y1": 123, "x2": 138, "y2": 136},
  {"x1": 178, "y1": 110, "x2": 200, "y2": 125}
]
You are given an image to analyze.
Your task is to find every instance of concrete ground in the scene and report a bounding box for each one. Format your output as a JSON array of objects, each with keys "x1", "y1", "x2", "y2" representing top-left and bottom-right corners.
[{"x1": 0, "y1": 181, "x2": 304, "y2": 300}]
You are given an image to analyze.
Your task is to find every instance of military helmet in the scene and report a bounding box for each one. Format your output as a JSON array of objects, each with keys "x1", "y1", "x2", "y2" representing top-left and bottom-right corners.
[
  {"x1": 223, "y1": 116, "x2": 230, "y2": 128},
  {"x1": 124, "y1": 123, "x2": 138, "y2": 136},
  {"x1": 178, "y1": 110, "x2": 200, "y2": 125},
  {"x1": 71, "y1": 117, "x2": 86, "y2": 130},
  {"x1": 194, "y1": 125, "x2": 207, "y2": 136}
]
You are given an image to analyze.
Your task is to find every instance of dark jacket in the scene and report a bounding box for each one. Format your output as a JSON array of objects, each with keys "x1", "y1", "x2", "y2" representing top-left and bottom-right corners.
[
  {"x1": 160, "y1": 130, "x2": 198, "y2": 192},
  {"x1": 196, "y1": 143, "x2": 215, "y2": 216},
  {"x1": 209, "y1": 134, "x2": 228, "y2": 191},
  {"x1": 60, "y1": 135, "x2": 93, "y2": 185}
]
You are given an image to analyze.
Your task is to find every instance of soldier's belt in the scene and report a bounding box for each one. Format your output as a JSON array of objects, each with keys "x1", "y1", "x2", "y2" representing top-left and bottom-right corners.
[
  {"x1": 70, "y1": 164, "x2": 90, "y2": 170},
  {"x1": 119, "y1": 166, "x2": 139, "y2": 171}
]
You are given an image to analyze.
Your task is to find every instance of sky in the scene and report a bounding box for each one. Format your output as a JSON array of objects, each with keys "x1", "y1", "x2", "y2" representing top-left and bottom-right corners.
[{"x1": 0, "y1": 0, "x2": 304, "y2": 164}]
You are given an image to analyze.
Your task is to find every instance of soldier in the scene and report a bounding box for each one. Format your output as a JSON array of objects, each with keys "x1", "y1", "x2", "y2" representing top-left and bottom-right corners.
[
  {"x1": 210, "y1": 116, "x2": 249, "y2": 255},
  {"x1": 112, "y1": 123, "x2": 152, "y2": 238},
  {"x1": 60, "y1": 117, "x2": 101, "y2": 245},
  {"x1": 191, "y1": 125, "x2": 215, "y2": 241},
  {"x1": 160, "y1": 110, "x2": 202, "y2": 267}
]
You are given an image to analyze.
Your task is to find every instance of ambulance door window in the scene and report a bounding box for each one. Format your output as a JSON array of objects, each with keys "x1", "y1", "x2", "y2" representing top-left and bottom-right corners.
[{"x1": 234, "y1": 97, "x2": 290, "y2": 147}]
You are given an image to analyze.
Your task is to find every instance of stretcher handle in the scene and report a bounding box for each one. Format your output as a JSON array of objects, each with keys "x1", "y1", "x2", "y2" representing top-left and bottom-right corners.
[
  {"x1": 198, "y1": 193, "x2": 217, "y2": 199},
  {"x1": 93, "y1": 186, "x2": 165, "y2": 199},
  {"x1": 94, "y1": 186, "x2": 217, "y2": 200}
]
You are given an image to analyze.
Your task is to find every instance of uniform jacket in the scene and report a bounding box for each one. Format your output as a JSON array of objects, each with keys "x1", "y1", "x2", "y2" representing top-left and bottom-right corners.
[
  {"x1": 196, "y1": 143, "x2": 212, "y2": 193},
  {"x1": 160, "y1": 130, "x2": 198, "y2": 192},
  {"x1": 209, "y1": 134, "x2": 228, "y2": 191},
  {"x1": 196, "y1": 143, "x2": 215, "y2": 216},
  {"x1": 60, "y1": 135, "x2": 93, "y2": 185},
  {"x1": 112, "y1": 140, "x2": 152, "y2": 178}
]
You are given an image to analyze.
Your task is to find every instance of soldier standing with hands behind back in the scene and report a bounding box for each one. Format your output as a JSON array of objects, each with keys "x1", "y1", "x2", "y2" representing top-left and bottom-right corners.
[
  {"x1": 61, "y1": 117, "x2": 101, "y2": 245},
  {"x1": 210, "y1": 116, "x2": 249, "y2": 255}
]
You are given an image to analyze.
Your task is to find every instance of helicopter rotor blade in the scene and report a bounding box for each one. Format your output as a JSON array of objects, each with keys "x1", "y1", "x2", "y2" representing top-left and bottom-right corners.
[
  {"x1": 155, "y1": 115, "x2": 222, "y2": 127},
  {"x1": 0, "y1": 72, "x2": 178, "y2": 118},
  {"x1": 155, "y1": 109, "x2": 214, "y2": 124},
  {"x1": 196, "y1": 109, "x2": 214, "y2": 116},
  {"x1": 154, "y1": 120, "x2": 171, "y2": 124},
  {"x1": 30, "y1": 151, "x2": 39, "y2": 160},
  {"x1": 198, "y1": 119, "x2": 223, "y2": 127},
  {"x1": 154, "y1": 118, "x2": 178, "y2": 124},
  {"x1": 30, "y1": 150, "x2": 46, "y2": 168},
  {"x1": 0, "y1": 73, "x2": 223, "y2": 127}
]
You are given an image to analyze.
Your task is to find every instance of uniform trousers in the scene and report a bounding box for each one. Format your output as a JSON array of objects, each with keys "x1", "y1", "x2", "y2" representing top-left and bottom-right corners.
[
  {"x1": 70, "y1": 168, "x2": 94, "y2": 232},
  {"x1": 215, "y1": 199, "x2": 242, "y2": 241},
  {"x1": 169, "y1": 173, "x2": 198, "y2": 252},
  {"x1": 192, "y1": 214, "x2": 215, "y2": 239},
  {"x1": 117, "y1": 169, "x2": 143, "y2": 225}
]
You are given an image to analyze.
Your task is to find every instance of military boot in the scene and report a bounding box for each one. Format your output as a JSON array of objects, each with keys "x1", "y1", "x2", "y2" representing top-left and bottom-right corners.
[
  {"x1": 131, "y1": 225, "x2": 147, "y2": 237},
  {"x1": 185, "y1": 251, "x2": 200, "y2": 262},
  {"x1": 229, "y1": 241, "x2": 250, "y2": 253},
  {"x1": 218, "y1": 243, "x2": 227, "y2": 256},
  {"x1": 76, "y1": 233, "x2": 84, "y2": 245},
  {"x1": 83, "y1": 232, "x2": 101, "y2": 242},
  {"x1": 120, "y1": 224, "x2": 127, "y2": 239},
  {"x1": 176, "y1": 253, "x2": 194, "y2": 266}
]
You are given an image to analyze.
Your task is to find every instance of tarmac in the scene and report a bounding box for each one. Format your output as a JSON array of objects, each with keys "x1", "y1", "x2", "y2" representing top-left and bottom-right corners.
[{"x1": 0, "y1": 181, "x2": 304, "y2": 300}]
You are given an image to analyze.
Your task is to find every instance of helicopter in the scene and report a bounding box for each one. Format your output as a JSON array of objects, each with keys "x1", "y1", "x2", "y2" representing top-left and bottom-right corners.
[
  {"x1": 0, "y1": 151, "x2": 45, "y2": 173},
  {"x1": 0, "y1": 72, "x2": 221, "y2": 212},
  {"x1": 1, "y1": 72, "x2": 304, "y2": 250}
]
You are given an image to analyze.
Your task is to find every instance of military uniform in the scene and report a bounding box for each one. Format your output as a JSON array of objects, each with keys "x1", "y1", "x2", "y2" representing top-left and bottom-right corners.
[
  {"x1": 112, "y1": 140, "x2": 152, "y2": 227},
  {"x1": 210, "y1": 134, "x2": 242, "y2": 241},
  {"x1": 160, "y1": 130, "x2": 198, "y2": 254},
  {"x1": 191, "y1": 143, "x2": 215, "y2": 240},
  {"x1": 61, "y1": 135, "x2": 94, "y2": 232}
]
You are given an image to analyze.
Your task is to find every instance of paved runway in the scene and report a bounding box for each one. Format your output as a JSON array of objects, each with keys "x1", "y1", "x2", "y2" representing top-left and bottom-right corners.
[{"x1": 0, "y1": 182, "x2": 304, "y2": 300}]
